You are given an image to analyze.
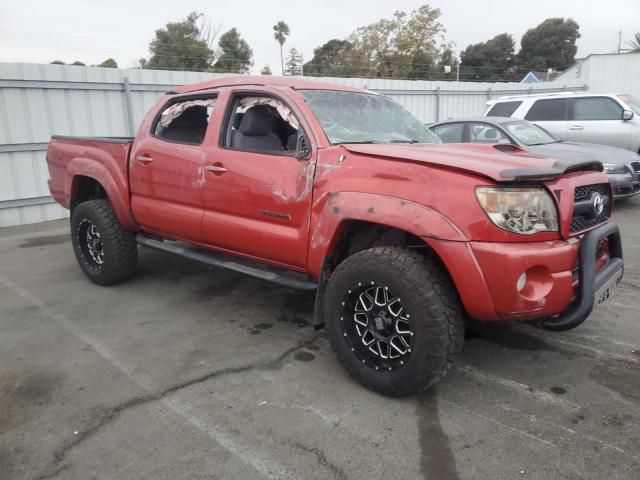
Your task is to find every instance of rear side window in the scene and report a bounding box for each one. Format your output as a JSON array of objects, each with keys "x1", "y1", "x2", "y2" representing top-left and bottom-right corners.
[
  {"x1": 431, "y1": 123, "x2": 464, "y2": 143},
  {"x1": 572, "y1": 97, "x2": 623, "y2": 121},
  {"x1": 524, "y1": 99, "x2": 567, "y2": 121},
  {"x1": 486, "y1": 101, "x2": 522, "y2": 117},
  {"x1": 153, "y1": 97, "x2": 216, "y2": 144}
]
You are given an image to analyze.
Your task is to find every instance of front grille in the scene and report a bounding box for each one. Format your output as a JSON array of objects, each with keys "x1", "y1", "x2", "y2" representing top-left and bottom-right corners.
[
  {"x1": 570, "y1": 183, "x2": 611, "y2": 233},
  {"x1": 631, "y1": 161, "x2": 640, "y2": 173}
]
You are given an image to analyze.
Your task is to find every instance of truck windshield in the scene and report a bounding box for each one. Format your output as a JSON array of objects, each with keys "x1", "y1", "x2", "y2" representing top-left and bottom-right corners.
[
  {"x1": 503, "y1": 121, "x2": 559, "y2": 146},
  {"x1": 300, "y1": 90, "x2": 441, "y2": 145}
]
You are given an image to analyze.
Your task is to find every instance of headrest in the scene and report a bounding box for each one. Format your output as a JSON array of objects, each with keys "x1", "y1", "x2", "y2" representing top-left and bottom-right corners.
[
  {"x1": 170, "y1": 106, "x2": 208, "y2": 129},
  {"x1": 238, "y1": 106, "x2": 273, "y2": 136}
]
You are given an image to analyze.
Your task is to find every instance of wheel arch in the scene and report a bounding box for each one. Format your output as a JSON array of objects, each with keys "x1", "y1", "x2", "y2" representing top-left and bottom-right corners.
[
  {"x1": 308, "y1": 191, "x2": 467, "y2": 278},
  {"x1": 66, "y1": 159, "x2": 137, "y2": 230}
]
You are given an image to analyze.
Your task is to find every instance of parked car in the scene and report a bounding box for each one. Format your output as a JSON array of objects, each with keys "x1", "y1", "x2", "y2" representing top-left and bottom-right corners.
[
  {"x1": 47, "y1": 76, "x2": 624, "y2": 397},
  {"x1": 429, "y1": 117, "x2": 640, "y2": 198},
  {"x1": 484, "y1": 92, "x2": 640, "y2": 153}
]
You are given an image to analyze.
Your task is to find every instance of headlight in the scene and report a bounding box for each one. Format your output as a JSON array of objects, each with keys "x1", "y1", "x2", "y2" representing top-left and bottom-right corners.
[
  {"x1": 476, "y1": 187, "x2": 558, "y2": 235},
  {"x1": 602, "y1": 163, "x2": 627, "y2": 174}
]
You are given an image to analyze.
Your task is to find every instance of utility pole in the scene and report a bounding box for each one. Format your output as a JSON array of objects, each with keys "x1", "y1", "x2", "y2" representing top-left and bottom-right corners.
[{"x1": 617, "y1": 30, "x2": 622, "y2": 54}]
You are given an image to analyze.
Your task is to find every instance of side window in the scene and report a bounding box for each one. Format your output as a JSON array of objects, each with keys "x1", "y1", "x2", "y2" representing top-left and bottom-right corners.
[
  {"x1": 469, "y1": 123, "x2": 509, "y2": 143},
  {"x1": 486, "y1": 101, "x2": 522, "y2": 117},
  {"x1": 154, "y1": 97, "x2": 216, "y2": 144},
  {"x1": 524, "y1": 99, "x2": 567, "y2": 121},
  {"x1": 431, "y1": 123, "x2": 464, "y2": 143},
  {"x1": 223, "y1": 95, "x2": 302, "y2": 155},
  {"x1": 572, "y1": 97, "x2": 623, "y2": 121}
]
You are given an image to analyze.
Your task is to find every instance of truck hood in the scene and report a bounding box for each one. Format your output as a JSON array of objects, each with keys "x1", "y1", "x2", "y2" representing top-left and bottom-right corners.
[
  {"x1": 342, "y1": 143, "x2": 603, "y2": 182},
  {"x1": 527, "y1": 141, "x2": 640, "y2": 165}
]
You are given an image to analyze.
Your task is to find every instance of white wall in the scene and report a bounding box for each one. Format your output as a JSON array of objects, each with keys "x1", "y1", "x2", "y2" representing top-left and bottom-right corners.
[
  {"x1": 0, "y1": 62, "x2": 588, "y2": 228},
  {"x1": 551, "y1": 52, "x2": 640, "y2": 98}
]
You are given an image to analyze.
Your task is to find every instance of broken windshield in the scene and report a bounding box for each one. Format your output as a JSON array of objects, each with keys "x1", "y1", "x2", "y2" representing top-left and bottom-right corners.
[{"x1": 300, "y1": 90, "x2": 441, "y2": 145}]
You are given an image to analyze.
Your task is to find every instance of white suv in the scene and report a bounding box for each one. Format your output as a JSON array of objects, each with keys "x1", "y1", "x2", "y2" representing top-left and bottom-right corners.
[{"x1": 485, "y1": 92, "x2": 640, "y2": 153}]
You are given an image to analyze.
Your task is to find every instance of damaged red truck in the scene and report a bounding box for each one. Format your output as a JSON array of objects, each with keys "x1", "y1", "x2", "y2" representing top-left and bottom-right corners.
[{"x1": 47, "y1": 76, "x2": 624, "y2": 396}]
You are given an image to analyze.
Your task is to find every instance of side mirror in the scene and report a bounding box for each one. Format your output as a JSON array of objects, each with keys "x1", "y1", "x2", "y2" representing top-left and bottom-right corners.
[
  {"x1": 622, "y1": 110, "x2": 634, "y2": 121},
  {"x1": 295, "y1": 133, "x2": 311, "y2": 160}
]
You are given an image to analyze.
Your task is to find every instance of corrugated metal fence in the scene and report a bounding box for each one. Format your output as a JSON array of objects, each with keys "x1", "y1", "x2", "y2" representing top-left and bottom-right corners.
[{"x1": 0, "y1": 62, "x2": 587, "y2": 227}]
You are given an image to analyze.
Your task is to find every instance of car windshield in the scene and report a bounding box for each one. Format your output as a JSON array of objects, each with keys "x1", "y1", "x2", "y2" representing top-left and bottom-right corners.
[
  {"x1": 503, "y1": 121, "x2": 559, "y2": 146},
  {"x1": 299, "y1": 90, "x2": 441, "y2": 145},
  {"x1": 618, "y1": 94, "x2": 640, "y2": 115}
]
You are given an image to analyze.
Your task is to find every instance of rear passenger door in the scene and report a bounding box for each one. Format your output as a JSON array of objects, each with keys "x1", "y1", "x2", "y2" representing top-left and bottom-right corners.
[
  {"x1": 524, "y1": 98, "x2": 569, "y2": 140},
  {"x1": 567, "y1": 96, "x2": 632, "y2": 149},
  {"x1": 430, "y1": 123, "x2": 466, "y2": 143},
  {"x1": 129, "y1": 94, "x2": 217, "y2": 243}
]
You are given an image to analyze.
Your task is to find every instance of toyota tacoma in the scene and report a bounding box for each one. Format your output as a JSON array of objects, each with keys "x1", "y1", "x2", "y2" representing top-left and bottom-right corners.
[{"x1": 46, "y1": 76, "x2": 624, "y2": 396}]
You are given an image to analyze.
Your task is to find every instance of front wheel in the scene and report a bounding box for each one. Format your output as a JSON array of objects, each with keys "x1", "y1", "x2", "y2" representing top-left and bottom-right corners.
[
  {"x1": 324, "y1": 247, "x2": 465, "y2": 396},
  {"x1": 71, "y1": 199, "x2": 137, "y2": 286}
]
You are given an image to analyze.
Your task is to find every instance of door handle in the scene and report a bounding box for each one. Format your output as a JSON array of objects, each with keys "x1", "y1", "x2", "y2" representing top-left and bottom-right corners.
[
  {"x1": 569, "y1": 125, "x2": 584, "y2": 131},
  {"x1": 135, "y1": 155, "x2": 154, "y2": 164},
  {"x1": 205, "y1": 165, "x2": 228, "y2": 173}
]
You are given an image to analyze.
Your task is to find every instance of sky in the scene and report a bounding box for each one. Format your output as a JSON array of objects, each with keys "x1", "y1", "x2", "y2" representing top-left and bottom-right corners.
[{"x1": 1, "y1": 0, "x2": 639, "y2": 74}]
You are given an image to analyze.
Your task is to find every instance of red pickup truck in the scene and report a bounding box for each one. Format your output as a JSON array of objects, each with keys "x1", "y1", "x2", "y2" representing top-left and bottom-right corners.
[{"x1": 47, "y1": 76, "x2": 624, "y2": 396}]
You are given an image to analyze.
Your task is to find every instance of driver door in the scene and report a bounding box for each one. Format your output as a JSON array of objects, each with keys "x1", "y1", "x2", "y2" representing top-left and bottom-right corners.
[{"x1": 200, "y1": 90, "x2": 315, "y2": 270}]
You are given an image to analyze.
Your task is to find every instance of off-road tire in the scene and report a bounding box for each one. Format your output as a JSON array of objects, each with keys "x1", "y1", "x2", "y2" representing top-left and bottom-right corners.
[
  {"x1": 71, "y1": 199, "x2": 137, "y2": 286},
  {"x1": 324, "y1": 246, "x2": 464, "y2": 396}
]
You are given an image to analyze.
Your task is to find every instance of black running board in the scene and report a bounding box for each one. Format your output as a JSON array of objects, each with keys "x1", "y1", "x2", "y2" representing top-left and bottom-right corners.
[{"x1": 136, "y1": 234, "x2": 318, "y2": 291}]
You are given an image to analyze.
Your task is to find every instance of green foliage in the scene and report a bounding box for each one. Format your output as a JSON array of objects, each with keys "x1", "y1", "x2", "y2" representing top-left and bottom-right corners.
[
  {"x1": 213, "y1": 28, "x2": 253, "y2": 73},
  {"x1": 273, "y1": 21, "x2": 290, "y2": 75},
  {"x1": 145, "y1": 12, "x2": 215, "y2": 70},
  {"x1": 460, "y1": 33, "x2": 516, "y2": 81},
  {"x1": 285, "y1": 48, "x2": 303, "y2": 76},
  {"x1": 349, "y1": 5, "x2": 445, "y2": 78},
  {"x1": 518, "y1": 18, "x2": 580, "y2": 70},
  {"x1": 273, "y1": 21, "x2": 290, "y2": 46},
  {"x1": 303, "y1": 39, "x2": 356, "y2": 76},
  {"x1": 71, "y1": 61, "x2": 86, "y2": 66},
  {"x1": 627, "y1": 33, "x2": 640, "y2": 52},
  {"x1": 304, "y1": 5, "x2": 446, "y2": 79},
  {"x1": 261, "y1": 65, "x2": 273, "y2": 75},
  {"x1": 50, "y1": 60, "x2": 66, "y2": 65},
  {"x1": 98, "y1": 58, "x2": 118, "y2": 68}
]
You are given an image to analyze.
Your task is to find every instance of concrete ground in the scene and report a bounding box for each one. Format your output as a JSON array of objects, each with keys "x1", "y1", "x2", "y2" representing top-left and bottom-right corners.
[{"x1": 1, "y1": 200, "x2": 639, "y2": 480}]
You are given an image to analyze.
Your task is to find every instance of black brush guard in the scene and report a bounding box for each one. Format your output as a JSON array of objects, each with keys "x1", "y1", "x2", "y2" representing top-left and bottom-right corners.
[{"x1": 541, "y1": 221, "x2": 623, "y2": 331}]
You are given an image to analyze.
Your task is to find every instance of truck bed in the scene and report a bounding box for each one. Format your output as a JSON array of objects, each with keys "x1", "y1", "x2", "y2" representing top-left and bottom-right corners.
[{"x1": 47, "y1": 135, "x2": 133, "y2": 214}]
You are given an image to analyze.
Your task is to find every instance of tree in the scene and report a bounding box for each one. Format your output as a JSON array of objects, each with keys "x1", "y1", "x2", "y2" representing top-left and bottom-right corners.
[
  {"x1": 303, "y1": 39, "x2": 356, "y2": 76},
  {"x1": 261, "y1": 65, "x2": 272, "y2": 75},
  {"x1": 285, "y1": 48, "x2": 303, "y2": 76},
  {"x1": 460, "y1": 33, "x2": 516, "y2": 81},
  {"x1": 273, "y1": 21, "x2": 290, "y2": 75},
  {"x1": 50, "y1": 60, "x2": 66, "y2": 65},
  {"x1": 518, "y1": 18, "x2": 580, "y2": 70},
  {"x1": 627, "y1": 33, "x2": 640, "y2": 52},
  {"x1": 71, "y1": 61, "x2": 86, "y2": 66},
  {"x1": 98, "y1": 58, "x2": 118, "y2": 68},
  {"x1": 213, "y1": 28, "x2": 253, "y2": 73},
  {"x1": 308, "y1": 5, "x2": 447, "y2": 79},
  {"x1": 145, "y1": 12, "x2": 215, "y2": 70}
]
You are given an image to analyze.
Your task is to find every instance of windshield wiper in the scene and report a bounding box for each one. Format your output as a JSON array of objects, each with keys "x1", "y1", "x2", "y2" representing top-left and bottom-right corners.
[
  {"x1": 389, "y1": 139, "x2": 421, "y2": 144},
  {"x1": 336, "y1": 140, "x2": 383, "y2": 144}
]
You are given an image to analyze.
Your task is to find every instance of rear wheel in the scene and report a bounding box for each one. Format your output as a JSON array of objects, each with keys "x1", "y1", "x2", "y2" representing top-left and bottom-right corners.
[
  {"x1": 324, "y1": 246, "x2": 464, "y2": 396},
  {"x1": 71, "y1": 199, "x2": 137, "y2": 285}
]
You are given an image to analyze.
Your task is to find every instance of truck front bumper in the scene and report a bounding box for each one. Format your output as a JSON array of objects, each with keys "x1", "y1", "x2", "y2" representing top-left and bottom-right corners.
[{"x1": 428, "y1": 222, "x2": 624, "y2": 330}]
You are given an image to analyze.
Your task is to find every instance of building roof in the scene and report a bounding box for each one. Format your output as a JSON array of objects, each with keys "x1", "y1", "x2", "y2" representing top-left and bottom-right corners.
[
  {"x1": 174, "y1": 75, "x2": 369, "y2": 94},
  {"x1": 521, "y1": 71, "x2": 561, "y2": 83}
]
